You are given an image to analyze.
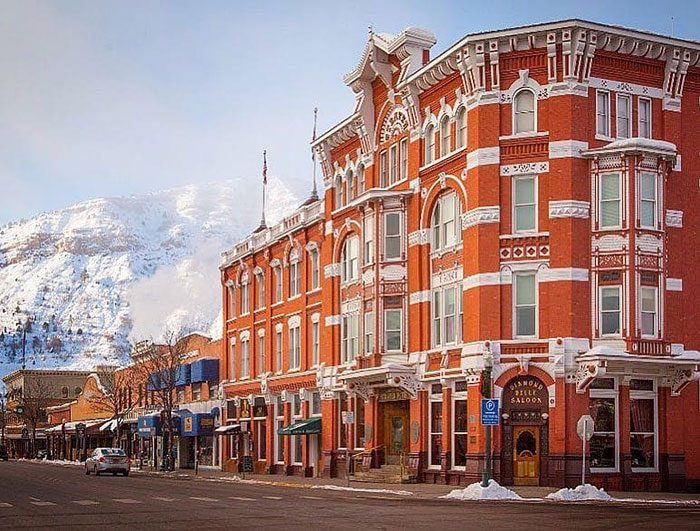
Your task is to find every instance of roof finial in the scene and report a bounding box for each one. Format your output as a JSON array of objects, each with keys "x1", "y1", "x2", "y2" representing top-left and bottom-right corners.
[
  {"x1": 368, "y1": 24, "x2": 374, "y2": 37},
  {"x1": 310, "y1": 107, "x2": 319, "y2": 201}
]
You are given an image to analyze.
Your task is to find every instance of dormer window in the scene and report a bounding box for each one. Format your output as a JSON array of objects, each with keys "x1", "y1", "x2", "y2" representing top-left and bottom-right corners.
[{"x1": 513, "y1": 89, "x2": 535, "y2": 134}]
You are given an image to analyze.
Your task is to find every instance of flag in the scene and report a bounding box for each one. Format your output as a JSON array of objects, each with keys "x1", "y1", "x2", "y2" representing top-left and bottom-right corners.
[{"x1": 262, "y1": 150, "x2": 267, "y2": 185}]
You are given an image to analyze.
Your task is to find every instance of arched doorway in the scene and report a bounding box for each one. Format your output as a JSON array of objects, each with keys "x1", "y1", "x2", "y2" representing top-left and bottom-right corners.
[{"x1": 500, "y1": 375, "x2": 549, "y2": 486}]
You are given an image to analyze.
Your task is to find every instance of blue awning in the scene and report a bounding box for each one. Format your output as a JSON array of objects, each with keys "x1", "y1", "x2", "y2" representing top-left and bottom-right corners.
[
  {"x1": 190, "y1": 358, "x2": 219, "y2": 383},
  {"x1": 179, "y1": 412, "x2": 215, "y2": 437}
]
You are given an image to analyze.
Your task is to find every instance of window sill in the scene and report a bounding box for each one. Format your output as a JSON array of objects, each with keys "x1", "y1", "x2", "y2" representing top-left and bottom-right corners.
[
  {"x1": 254, "y1": 307, "x2": 265, "y2": 313},
  {"x1": 287, "y1": 368, "x2": 300, "y2": 374},
  {"x1": 595, "y1": 134, "x2": 614, "y2": 142},
  {"x1": 630, "y1": 467, "x2": 658, "y2": 473},
  {"x1": 500, "y1": 232, "x2": 549, "y2": 240},
  {"x1": 499, "y1": 131, "x2": 549, "y2": 141},
  {"x1": 288, "y1": 294, "x2": 302, "y2": 301},
  {"x1": 590, "y1": 467, "x2": 619, "y2": 474},
  {"x1": 272, "y1": 301, "x2": 284, "y2": 308},
  {"x1": 306, "y1": 288, "x2": 322, "y2": 296}
]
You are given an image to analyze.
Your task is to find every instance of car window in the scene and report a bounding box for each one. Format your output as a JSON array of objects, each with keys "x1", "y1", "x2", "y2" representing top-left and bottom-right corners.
[{"x1": 102, "y1": 448, "x2": 126, "y2": 456}]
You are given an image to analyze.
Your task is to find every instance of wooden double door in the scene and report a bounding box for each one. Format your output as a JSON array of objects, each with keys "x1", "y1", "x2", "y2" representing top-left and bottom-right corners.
[
  {"x1": 381, "y1": 400, "x2": 410, "y2": 465},
  {"x1": 513, "y1": 425, "x2": 540, "y2": 486}
]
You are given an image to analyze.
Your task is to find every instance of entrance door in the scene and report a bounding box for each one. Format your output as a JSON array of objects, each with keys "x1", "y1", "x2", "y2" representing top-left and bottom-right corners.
[
  {"x1": 382, "y1": 400, "x2": 410, "y2": 465},
  {"x1": 513, "y1": 426, "x2": 540, "y2": 486},
  {"x1": 309, "y1": 434, "x2": 320, "y2": 477}
]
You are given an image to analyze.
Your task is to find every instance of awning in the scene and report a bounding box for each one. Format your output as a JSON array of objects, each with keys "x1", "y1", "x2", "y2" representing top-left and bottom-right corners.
[
  {"x1": 277, "y1": 417, "x2": 321, "y2": 436},
  {"x1": 214, "y1": 424, "x2": 241, "y2": 435},
  {"x1": 100, "y1": 419, "x2": 118, "y2": 432}
]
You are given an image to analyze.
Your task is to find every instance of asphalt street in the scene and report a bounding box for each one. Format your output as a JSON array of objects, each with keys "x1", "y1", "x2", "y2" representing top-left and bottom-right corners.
[{"x1": 0, "y1": 461, "x2": 699, "y2": 530}]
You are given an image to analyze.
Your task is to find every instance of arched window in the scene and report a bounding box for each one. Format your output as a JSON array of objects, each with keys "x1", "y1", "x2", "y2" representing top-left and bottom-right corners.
[
  {"x1": 357, "y1": 165, "x2": 365, "y2": 195},
  {"x1": 62, "y1": 386, "x2": 69, "y2": 398},
  {"x1": 440, "y1": 116, "x2": 451, "y2": 157},
  {"x1": 341, "y1": 236, "x2": 359, "y2": 283},
  {"x1": 456, "y1": 107, "x2": 467, "y2": 149},
  {"x1": 289, "y1": 249, "x2": 301, "y2": 298},
  {"x1": 74, "y1": 387, "x2": 82, "y2": 396},
  {"x1": 514, "y1": 89, "x2": 536, "y2": 134},
  {"x1": 425, "y1": 124, "x2": 435, "y2": 164},
  {"x1": 335, "y1": 175, "x2": 343, "y2": 209},
  {"x1": 347, "y1": 170, "x2": 356, "y2": 201},
  {"x1": 430, "y1": 192, "x2": 462, "y2": 251}
]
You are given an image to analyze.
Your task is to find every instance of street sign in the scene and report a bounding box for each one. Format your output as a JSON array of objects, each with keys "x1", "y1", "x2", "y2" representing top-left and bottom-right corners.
[
  {"x1": 341, "y1": 411, "x2": 354, "y2": 425},
  {"x1": 577, "y1": 415, "x2": 594, "y2": 441},
  {"x1": 76, "y1": 422, "x2": 86, "y2": 439},
  {"x1": 480, "y1": 398, "x2": 500, "y2": 426},
  {"x1": 16, "y1": 405, "x2": 24, "y2": 416}
]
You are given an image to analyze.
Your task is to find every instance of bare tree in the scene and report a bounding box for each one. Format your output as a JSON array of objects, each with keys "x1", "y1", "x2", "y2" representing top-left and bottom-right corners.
[
  {"x1": 86, "y1": 366, "x2": 136, "y2": 449},
  {"x1": 11, "y1": 378, "x2": 54, "y2": 458},
  {"x1": 131, "y1": 329, "x2": 189, "y2": 471}
]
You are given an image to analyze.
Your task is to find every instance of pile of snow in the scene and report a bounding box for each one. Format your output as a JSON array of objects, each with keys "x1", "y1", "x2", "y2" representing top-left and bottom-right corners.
[
  {"x1": 442, "y1": 480, "x2": 522, "y2": 501},
  {"x1": 546, "y1": 484, "x2": 613, "y2": 502},
  {"x1": 312, "y1": 485, "x2": 413, "y2": 496}
]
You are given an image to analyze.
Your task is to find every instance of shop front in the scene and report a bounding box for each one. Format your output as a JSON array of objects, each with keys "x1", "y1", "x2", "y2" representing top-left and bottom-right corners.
[{"x1": 178, "y1": 410, "x2": 216, "y2": 468}]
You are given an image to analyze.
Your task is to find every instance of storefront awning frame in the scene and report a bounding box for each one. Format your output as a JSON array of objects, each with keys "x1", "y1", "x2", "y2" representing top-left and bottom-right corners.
[{"x1": 277, "y1": 417, "x2": 321, "y2": 436}]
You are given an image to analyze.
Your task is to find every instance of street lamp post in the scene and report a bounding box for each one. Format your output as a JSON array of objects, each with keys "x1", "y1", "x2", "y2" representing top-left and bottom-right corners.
[
  {"x1": 0, "y1": 391, "x2": 6, "y2": 443},
  {"x1": 481, "y1": 350, "x2": 494, "y2": 488}
]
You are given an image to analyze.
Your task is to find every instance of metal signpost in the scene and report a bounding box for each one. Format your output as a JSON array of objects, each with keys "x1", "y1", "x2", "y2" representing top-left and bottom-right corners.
[
  {"x1": 342, "y1": 411, "x2": 354, "y2": 486},
  {"x1": 480, "y1": 398, "x2": 500, "y2": 487},
  {"x1": 577, "y1": 414, "x2": 594, "y2": 486},
  {"x1": 76, "y1": 422, "x2": 86, "y2": 461}
]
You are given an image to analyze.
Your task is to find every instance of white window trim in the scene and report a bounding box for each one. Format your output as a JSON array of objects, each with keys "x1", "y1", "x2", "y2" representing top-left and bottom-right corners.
[
  {"x1": 598, "y1": 172, "x2": 623, "y2": 230},
  {"x1": 455, "y1": 107, "x2": 467, "y2": 150},
  {"x1": 638, "y1": 171, "x2": 658, "y2": 230},
  {"x1": 428, "y1": 387, "x2": 442, "y2": 469},
  {"x1": 275, "y1": 400, "x2": 285, "y2": 465},
  {"x1": 512, "y1": 272, "x2": 538, "y2": 339},
  {"x1": 512, "y1": 88, "x2": 537, "y2": 136},
  {"x1": 595, "y1": 89, "x2": 612, "y2": 140},
  {"x1": 638, "y1": 97, "x2": 652, "y2": 139},
  {"x1": 640, "y1": 285, "x2": 658, "y2": 339},
  {"x1": 451, "y1": 383, "x2": 468, "y2": 470},
  {"x1": 590, "y1": 377, "x2": 620, "y2": 473},
  {"x1": 384, "y1": 308, "x2": 403, "y2": 352},
  {"x1": 629, "y1": 379, "x2": 658, "y2": 473},
  {"x1": 599, "y1": 285, "x2": 623, "y2": 338},
  {"x1": 512, "y1": 174, "x2": 538, "y2": 234},
  {"x1": 616, "y1": 93, "x2": 631, "y2": 139},
  {"x1": 424, "y1": 125, "x2": 436, "y2": 165},
  {"x1": 384, "y1": 212, "x2": 402, "y2": 262}
]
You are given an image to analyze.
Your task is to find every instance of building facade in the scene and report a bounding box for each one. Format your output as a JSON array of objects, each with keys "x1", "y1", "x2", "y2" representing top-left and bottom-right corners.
[{"x1": 220, "y1": 19, "x2": 700, "y2": 491}]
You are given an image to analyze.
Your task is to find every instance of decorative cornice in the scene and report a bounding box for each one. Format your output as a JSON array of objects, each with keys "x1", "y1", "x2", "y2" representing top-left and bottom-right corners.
[
  {"x1": 549, "y1": 200, "x2": 590, "y2": 219},
  {"x1": 466, "y1": 147, "x2": 500, "y2": 170},
  {"x1": 325, "y1": 315, "x2": 341, "y2": 327},
  {"x1": 461, "y1": 206, "x2": 500, "y2": 229},
  {"x1": 548, "y1": 140, "x2": 589, "y2": 159},
  {"x1": 408, "y1": 229, "x2": 430, "y2": 247},
  {"x1": 500, "y1": 161, "x2": 549, "y2": 177},
  {"x1": 409, "y1": 290, "x2": 431, "y2": 305}
]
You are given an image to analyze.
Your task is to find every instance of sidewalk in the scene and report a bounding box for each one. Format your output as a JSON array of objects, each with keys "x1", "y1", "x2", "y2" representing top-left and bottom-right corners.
[{"x1": 135, "y1": 465, "x2": 700, "y2": 503}]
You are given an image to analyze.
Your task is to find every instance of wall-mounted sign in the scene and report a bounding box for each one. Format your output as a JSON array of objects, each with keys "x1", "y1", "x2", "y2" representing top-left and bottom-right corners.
[
  {"x1": 502, "y1": 376, "x2": 548, "y2": 411},
  {"x1": 239, "y1": 399, "x2": 251, "y2": 419},
  {"x1": 184, "y1": 417, "x2": 193, "y2": 432},
  {"x1": 199, "y1": 416, "x2": 214, "y2": 430},
  {"x1": 378, "y1": 388, "x2": 411, "y2": 402},
  {"x1": 253, "y1": 397, "x2": 268, "y2": 418}
]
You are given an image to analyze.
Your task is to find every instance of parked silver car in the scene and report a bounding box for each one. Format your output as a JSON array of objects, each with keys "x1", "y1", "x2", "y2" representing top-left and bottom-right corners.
[{"x1": 85, "y1": 448, "x2": 130, "y2": 476}]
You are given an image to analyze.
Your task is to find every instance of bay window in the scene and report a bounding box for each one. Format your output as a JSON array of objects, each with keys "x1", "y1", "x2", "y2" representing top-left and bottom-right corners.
[
  {"x1": 514, "y1": 274, "x2": 537, "y2": 338},
  {"x1": 630, "y1": 379, "x2": 656, "y2": 470},
  {"x1": 640, "y1": 286, "x2": 657, "y2": 337},
  {"x1": 341, "y1": 312, "x2": 359, "y2": 364},
  {"x1": 384, "y1": 212, "x2": 401, "y2": 260},
  {"x1": 385, "y1": 309, "x2": 402, "y2": 351},
  {"x1": 589, "y1": 377, "x2": 617, "y2": 470},
  {"x1": 639, "y1": 172, "x2": 657, "y2": 229},
  {"x1": 514, "y1": 176, "x2": 537, "y2": 233},
  {"x1": 600, "y1": 286, "x2": 622, "y2": 336},
  {"x1": 364, "y1": 311, "x2": 373, "y2": 355},
  {"x1": 599, "y1": 172, "x2": 621, "y2": 229},
  {"x1": 616, "y1": 94, "x2": 631, "y2": 139}
]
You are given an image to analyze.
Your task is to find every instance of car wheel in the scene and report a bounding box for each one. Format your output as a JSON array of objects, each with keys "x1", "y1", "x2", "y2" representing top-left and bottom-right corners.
[
  {"x1": 112, "y1": 471, "x2": 117, "y2": 476},
  {"x1": 85, "y1": 466, "x2": 90, "y2": 475},
  {"x1": 123, "y1": 471, "x2": 129, "y2": 477},
  {"x1": 94, "y1": 466, "x2": 100, "y2": 476}
]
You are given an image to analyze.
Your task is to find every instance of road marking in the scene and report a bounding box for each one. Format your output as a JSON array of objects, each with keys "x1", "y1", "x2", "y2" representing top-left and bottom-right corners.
[
  {"x1": 189, "y1": 496, "x2": 219, "y2": 502},
  {"x1": 73, "y1": 500, "x2": 100, "y2": 505},
  {"x1": 30, "y1": 501, "x2": 57, "y2": 507},
  {"x1": 300, "y1": 496, "x2": 322, "y2": 500},
  {"x1": 0, "y1": 503, "x2": 12, "y2": 508},
  {"x1": 113, "y1": 498, "x2": 142, "y2": 504},
  {"x1": 263, "y1": 496, "x2": 283, "y2": 500},
  {"x1": 229, "y1": 496, "x2": 255, "y2": 501},
  {"x1": 29, "y1": 497, "x2": 40, "y2": 501},
  {"x1": 152, "y1": 497, "x2": 176, "y2": 502}
]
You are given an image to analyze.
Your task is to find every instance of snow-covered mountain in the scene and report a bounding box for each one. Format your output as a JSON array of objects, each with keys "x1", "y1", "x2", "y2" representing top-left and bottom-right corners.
[{"x1": 0, "y1": 178, "x2": 298, "y2": 378}]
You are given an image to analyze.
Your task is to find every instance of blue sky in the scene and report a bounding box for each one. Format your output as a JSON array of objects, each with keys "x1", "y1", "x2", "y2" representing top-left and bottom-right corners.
[{"x1": 0, "y1": 0, "x2": 697, "y2": 224}]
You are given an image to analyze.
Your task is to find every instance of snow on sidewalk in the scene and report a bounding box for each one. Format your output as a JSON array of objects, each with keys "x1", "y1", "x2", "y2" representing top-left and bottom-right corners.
[
  {"x1": 18, "y1": 458, "x2": 83, "y2": 467},
  {"x1": 546, "y1": 484, "x2": 612, "y2": 502},
  {"x1": 442, "y1": 480, "x2": 522, "y2": 501},
  {"x1": 311, "y1": 485, "x2": 413, "y2": 496}
]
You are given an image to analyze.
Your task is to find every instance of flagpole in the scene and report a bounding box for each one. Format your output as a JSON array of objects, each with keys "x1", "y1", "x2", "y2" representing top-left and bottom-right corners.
[
  {"x1": 259, "y1": 150, "x2": 267, "y2": 229},
  {"x1": 310, "y1": 107, "x2": 318, "y2": 201}
]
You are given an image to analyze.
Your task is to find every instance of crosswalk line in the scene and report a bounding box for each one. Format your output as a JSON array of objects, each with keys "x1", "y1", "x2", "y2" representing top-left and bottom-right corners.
[
  {"x1": 30, "y1": 501, "x2": 56, "y2": 507},
  {"x1": 189, "y1": 496, "x2": 219, "y2": 502},
  {"x1": 73, "y1": 500, "x2": 100, "y2": 505},
  {"x1": 263, "y1": 496, "x2": 283, "y2": 500},
  {"x1": 113, "y1": 498, "x2": 141, "y2": 504},
  {"x1": 0, "y1": 503, "x2": 12, "y2": 508},
  {"x1": 152, "y1": 497, "x2": 176, "y2": 502},
  {"x1": 229, "y1": 496, "x2": 255, "y2": 501}
]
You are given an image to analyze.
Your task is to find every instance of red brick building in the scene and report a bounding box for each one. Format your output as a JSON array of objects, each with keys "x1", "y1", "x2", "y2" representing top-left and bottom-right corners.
[{"x1": 219, "y1": 19, "x2": 700, "y2": 491}]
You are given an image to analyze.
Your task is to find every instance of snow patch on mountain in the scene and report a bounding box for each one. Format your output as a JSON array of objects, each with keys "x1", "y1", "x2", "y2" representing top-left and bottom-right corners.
[{"x1": 0, "y1": 178, "x2": 297, "y2": 378}]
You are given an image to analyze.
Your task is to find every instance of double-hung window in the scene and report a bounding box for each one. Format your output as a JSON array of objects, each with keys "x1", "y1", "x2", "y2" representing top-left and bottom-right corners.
[
  {"x1": 289, "y1": 260, "x2": 300, "y2": 298},
  {"x1": 599, "y1": 173, "x2": 621, "y2": 229},
  {"x1": 600, "y1": 286, "x2": 622, "y2": 336},
  {"x1": 363, "y1": 216, "x2": 374, "y2": 265},
  {"x1": 630, "y1": 379, "x2": 656, "y2": 470},
  {"x1": 364, "y1": 311, "x2": 373, "y2": 355},
  {"x1": 616, "y1": 94, "x2": 631, "y2": 139},
  {"x1": 257, "y1": 334, "x2": 265, "y2": 375},
  {"x1": 513, "y1": 89, "x2": 535, "y2": 134},
  {"x1": 431, "y1": 193, "x2": 460, "y2": 251},
  {"x1": 380, "y1": 150, "x2": 388, "y2": 187},
  {"x1": 341, "y1": 313, "x2": 359, "y2": 364},
  {"x1": 385, "y1": 309, "x2": 402, "y2": 351},
  {"x1": 256, "y1": 273, "x2": 265, "y2": 309},
  {"x1": 357, "y1": 165, "x2": 365, "y2": 195},
  {"x1": 389, "y1": 144, "x2": 398, "y2": 185},
  {"x1": 229, "y1": 339, "x2": 236, "y2": 381},
  {"x1": 514, "y1": 274, "x2": 537, "y2": 338},
  {"x1": 274, "y1": 266, "x2": 283, "y2": 303},
  {"x1": 241, "y1": 282, "x2": 250, "y2": 314},
  {"x1": 432, "y1": 291, "x2": 442, "y2": 347},
  {"x1": 514, "y1": 176, "x2": 537, "y2": 233},
  {"x1": 456, "y1": 108, "x2": 467, "y2": 149},
  {"x1": 384, "y1": 212, "x2": 401, "y2": 260},
  {"x1": 228, "y1": 284, "x2": 236, "y2": 317},
  {"x1": 639, "y1": 172, "x2": 657, "y2": 229},
  {"x1": 275, "y1": 329, "x2": 283, "y2": 373},
  {"x1": 310, "y1": 249, "x2": 320, "y2": 290},
  {"x1": 589, "y1": 377, "x2": 617, "y2": 470},
  {"x1": 429, "y1": 384, "x2": 442, "y2": 467},
  {"x1": 240, "y1": 339, "x2": 250, "y2": 379},
  {"x1": 335, "y1": 175, "x2": 343, "y2": 209},
  {"x1": 341, "y1": 236, "x2": 359, "y2": 282},
  {"x1": 425, "y1": 125, "x2": 435, "y2": 164},
  {"x1": 640, "y1": 286, "x2": 657, "y2": 337},
  {"x1": 596, "y1": 91, "x2": 610, "y2": 137},
  {"x1": 311, "y1": 320, "x2": 319, "y2": 366},
  {"x1": 440, "y1": 117, "x2": 450, "y2": 156},
  {"x1": 288, "y1": 326, "x2": 300, "y2": 370},
  {"x1": 638, "y1": 98, "x2": 651, "y2": 139},
  {"x1": 399, "y1": 138, "x2": 408, "y2": 180}
]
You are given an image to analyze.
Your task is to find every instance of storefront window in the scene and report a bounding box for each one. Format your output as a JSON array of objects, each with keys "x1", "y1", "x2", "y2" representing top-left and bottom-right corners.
[
  {"x1": 630, "y1": 379, "x2": 656, "y2": 469},
  {"x1": 311, "y1": 391, "x2": 322, "y2": 416},
  {"x1": 275, "y1": 396, "x2": 284, "y2": 464},
  {"x1": 257, "y1": 420, "x2": 267, "y2": 461},
  {"x1": 355, "y1": 398, "x2": 365, "y2": 449},
  {"x1": 338, "y1": 392, "x2": 349, "y2": 449},
  {"x1": 453, "y1": 381, "x2": 468, "y2": 468},
  {"x1": 589, "y1": 378, "x2": 617, "y2": 470},
  {"x1": 429, "y1": 385, "x2": 443, "y2": 467},
  {"x1": 292, "y1": 394, "x2": 303, "y2": 464}
]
